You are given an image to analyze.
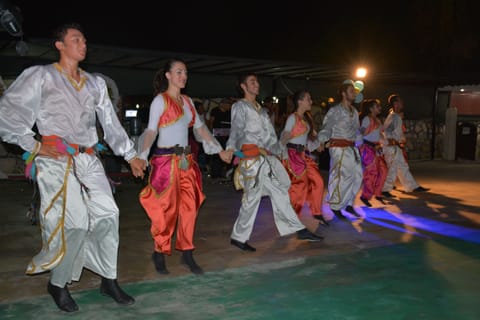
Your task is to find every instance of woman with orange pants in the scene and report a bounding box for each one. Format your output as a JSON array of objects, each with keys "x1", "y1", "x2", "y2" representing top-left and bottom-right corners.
[
  {"x1": 281, "y1": 90, "x2": 328, "y2": 225},
  {"x1": 138, "y1": 58, "x2": 231, "y2": 275}
]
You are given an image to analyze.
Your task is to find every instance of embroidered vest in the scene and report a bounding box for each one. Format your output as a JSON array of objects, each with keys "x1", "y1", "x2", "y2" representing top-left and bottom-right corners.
[
  {"x1": 363, "y1": 115, "x2": 381, "y2": 136},
  {"x1": 157, "y1": 93, "x2": 196, "y2": 128},
  {"x1": 290, "y1": 113, "x2": 308, "y2": 139}
]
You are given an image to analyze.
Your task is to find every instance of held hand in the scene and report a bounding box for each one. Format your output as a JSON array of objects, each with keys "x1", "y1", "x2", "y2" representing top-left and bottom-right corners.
[
  {"x1": 129, "y1": 158, "x2": 147, "y2": 179},
  {"x1": 219, "y1": 150, "x2": 233, "y2": 163},
  {"x1": 317, "y1": 143, "x2": 325, "y2": 153}
]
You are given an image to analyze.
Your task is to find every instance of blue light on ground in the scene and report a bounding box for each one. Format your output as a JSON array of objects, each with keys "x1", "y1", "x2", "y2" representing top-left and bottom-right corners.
[{"x1": 362, "y1": 207, "x2": 480, "y2": 244}]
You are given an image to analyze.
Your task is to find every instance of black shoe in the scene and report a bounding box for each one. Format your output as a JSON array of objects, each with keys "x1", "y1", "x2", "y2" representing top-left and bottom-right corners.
[
  {"x1": 230, "y1": 239, "x2": 256, "y2": 252},
  {"x1": 47, "y1": 282, "x2": 79, "y2": 313},
  {"x1": 181, "y1": 250, "x2": 204, "y2": 275},
  {"x1": 359, "y1": 197, "x2": 372, "y2": 207},
  {"x1": 381, "y1": 191, "x2": 395, "y2": 198},
  {"x1": 375, "y1": 196, "x2": 386, "y2": 204},
  {"x1": 296, "y1": 228, "x2": 324, "y2": 241},
  {"x1": 332, "y1": 209, "x2": 346, "y2": 219},
  {"x1": 313, "y1": 215, "x2": 329, "y2": 226},
  {"x1": 413, "y1": 186, "x2": 429, "y2": 192},
  {"x1": 100, "y1": 278, "x2": 135, "y2": 305},
  {"x1": 152, "y1": 251, "x2": 170, "y2": 274},
  {"x1": 345, "y1": 205, "x2": 361, "y2": 217}
]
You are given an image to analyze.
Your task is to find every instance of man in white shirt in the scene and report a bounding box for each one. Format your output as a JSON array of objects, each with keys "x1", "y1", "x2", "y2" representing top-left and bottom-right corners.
[
  {"x1": 225, "y1": 73, "x2": 323, "y2": 252},
  {"x1": 381, "y1": 94, "x2": 429, "y2": 196}
]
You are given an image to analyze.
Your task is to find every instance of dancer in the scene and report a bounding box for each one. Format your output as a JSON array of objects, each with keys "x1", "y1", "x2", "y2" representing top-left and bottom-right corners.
[
  {"x1": 0, "y1": 23, "x2": 145, "y2": 312},
  {"x1": 317, "y1": 81, "x2": 363, "y2": 219},
  {"x1": 358, "y1": 99, "x2": 388, "y2": 206},
  {"x1": 226, "y1": 73, "x2": 323, "y2": 252},
  {"x1": 381, "y1": 94, "x2": 429, "y2": 196},
  {"x1": 138, "y1": 58, "x2": 231, "y2": 275},
  {"x1": 280, "y1": 90, "x2": 328, "y2": 225}
]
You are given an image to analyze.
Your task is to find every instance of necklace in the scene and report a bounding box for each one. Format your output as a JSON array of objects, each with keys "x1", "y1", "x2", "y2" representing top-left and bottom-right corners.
[{"x1": 54, "y1": 63, "x2": 86, "y2": 92}]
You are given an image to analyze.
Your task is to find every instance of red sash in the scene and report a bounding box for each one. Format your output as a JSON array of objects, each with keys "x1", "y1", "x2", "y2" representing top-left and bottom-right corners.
[
  {"x1": 42, "y1": 135, "x2": 95, "y2": 155},
  {"x1": 329, "y1": 138, "x2": 354, "y2": 147}
]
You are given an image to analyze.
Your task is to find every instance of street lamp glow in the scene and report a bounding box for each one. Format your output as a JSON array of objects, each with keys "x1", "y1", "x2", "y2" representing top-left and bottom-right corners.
[{"x1": 356, "y1": 68, "x2": 367, "y2": 78}]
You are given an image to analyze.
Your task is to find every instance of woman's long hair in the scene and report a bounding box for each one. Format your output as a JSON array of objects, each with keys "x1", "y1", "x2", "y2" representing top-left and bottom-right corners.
[
  {"x1": 292, "y1": 89, "x2": 316, "y2": 140},
  {"x1": 359, "y1": 98, "x2": 380, "y2": 122},
  {"x1": 152, "y1": 57, "x2": 186, "y2": 96}
]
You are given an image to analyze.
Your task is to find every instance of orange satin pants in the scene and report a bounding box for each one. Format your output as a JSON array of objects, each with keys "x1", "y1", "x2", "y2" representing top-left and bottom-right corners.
[
  {"x1": 140, "y1": 153, "x2": 204, "y2": 254},
  {"x1": 284, "y1": 154, "x2": 324, "y2": 216}
]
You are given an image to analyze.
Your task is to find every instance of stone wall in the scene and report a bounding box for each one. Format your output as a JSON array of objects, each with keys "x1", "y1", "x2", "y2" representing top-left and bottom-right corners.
[
  {"x1": 403, "y1": 119, "x2": 433, "y2": 160},
  {"x1": 406, "y1": 119, "x2": 480, "y2": 161}
]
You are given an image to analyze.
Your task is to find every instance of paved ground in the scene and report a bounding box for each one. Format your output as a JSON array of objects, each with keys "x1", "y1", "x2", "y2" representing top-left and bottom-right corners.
[{"x1": 0, "y1": 160, "x2": 479, "y2": 318}]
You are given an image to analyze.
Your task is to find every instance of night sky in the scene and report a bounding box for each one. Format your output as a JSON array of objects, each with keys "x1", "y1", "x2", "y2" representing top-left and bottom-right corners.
[{"x1": 6, "y1": 0, "x2": 480, "y2": 77}]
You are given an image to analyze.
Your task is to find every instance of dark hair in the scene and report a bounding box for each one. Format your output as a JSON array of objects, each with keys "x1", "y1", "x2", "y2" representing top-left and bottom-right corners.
[
  {"x1": 52, "y1": 23, "x2": 83, "y2": 47},
  {"x1": 292, "y1": 89, "x2": 316, "y2": 140},
  {"x1": 153, "y1": 58, "x2": 186, "y2": 95},
  {"x1": 359, "y1": 98, "x2": 380, "y2": 122},
  {"x1": 336, "y1": 83, "x2": 354, "y2": 102},
  {"x1": 236, "y1": 72, "x2": 257, "y2": 97}
]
